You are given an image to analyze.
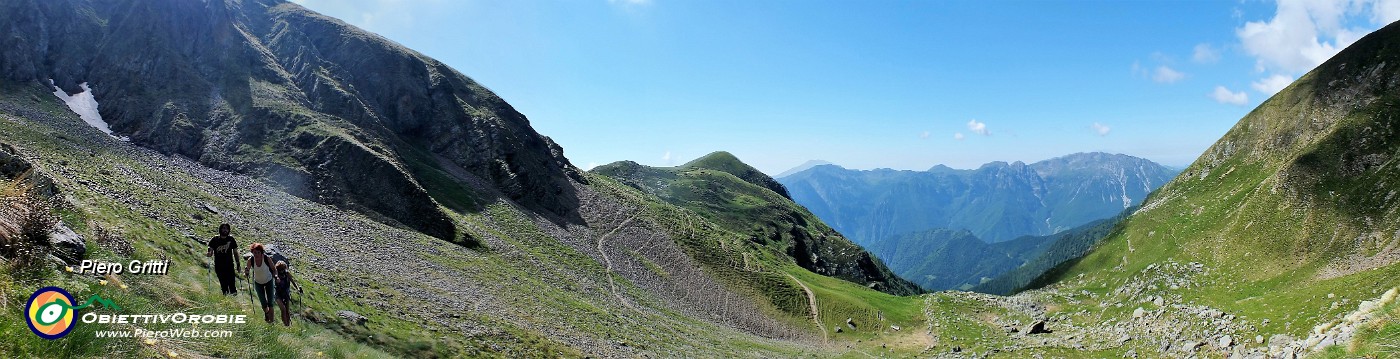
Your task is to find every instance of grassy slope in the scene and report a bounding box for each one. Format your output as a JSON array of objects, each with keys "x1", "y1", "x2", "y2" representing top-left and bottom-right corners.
[
  {"x1": 1007, "y1": 22, "x2": 1400, "y2": 357},
  {"x1": 0, "y1": 82, "x2": 401, "y2": 358},
  {"x1": 592, "y1": 155, "x2": 921, "y2": 297},
  {"x1": 588, "y1": 158, "x2": 937, "y2": 354},
  {"x1": 0, "y1": 81, "x2": 813, "y2": 357},
  {"x1": 884, "y1": 23, "x2": 1400, "y2": 359}
]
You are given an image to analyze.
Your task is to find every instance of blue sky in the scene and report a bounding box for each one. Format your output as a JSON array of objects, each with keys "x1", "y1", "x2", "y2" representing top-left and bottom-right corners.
[{"x1": 292, "y1": 0, "x2": 1400, "y2": 174}]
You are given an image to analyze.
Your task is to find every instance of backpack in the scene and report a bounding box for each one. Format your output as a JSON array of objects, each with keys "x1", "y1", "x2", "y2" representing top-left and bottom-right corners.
[{"x1": 242, "y1": 243, "x2": 291, "y2": 269}]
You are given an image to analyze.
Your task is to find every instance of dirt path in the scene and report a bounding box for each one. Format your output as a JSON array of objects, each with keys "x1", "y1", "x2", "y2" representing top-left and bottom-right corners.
[
  {"x1": 786, "y1": 273, "x2": 828, "y2": 346},
  {"x1": 920, "y1": 294, "x2": 939, "y2": 354},
  {"x1": 598, "y1": 213, "x2": 643, "y2": 314}
]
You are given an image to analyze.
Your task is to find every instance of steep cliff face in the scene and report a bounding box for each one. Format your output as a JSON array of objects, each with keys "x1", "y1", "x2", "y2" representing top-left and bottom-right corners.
[{"x1": 0, "y1": 0, "x2": 585, "y2": 240}]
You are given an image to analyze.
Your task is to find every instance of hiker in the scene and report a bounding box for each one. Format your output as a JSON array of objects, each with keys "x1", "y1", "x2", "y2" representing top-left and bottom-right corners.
[
  {"x1": 205, "y1": 224, "x2": 241, "y2": 295},
  {"x1": 245, "y1": 243, "x2": 277, "y2": 323},
  {"x1": 273, "y1": 260, "x2": 297, "y2": 326}
]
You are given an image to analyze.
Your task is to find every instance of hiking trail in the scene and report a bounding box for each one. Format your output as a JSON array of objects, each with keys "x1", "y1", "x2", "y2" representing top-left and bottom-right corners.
[
  {"x1": 786, "y1": 272, "x2": 828, "y2": 346},
  {"x1": 598, "y1": 212, "x2": 643, "y2": 314}
]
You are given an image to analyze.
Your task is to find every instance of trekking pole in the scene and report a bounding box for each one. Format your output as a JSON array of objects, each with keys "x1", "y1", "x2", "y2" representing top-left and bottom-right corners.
[
  {"x1": 297, "y1": 282, "x2": 305, "y2": 313},
  {"x1": 246, "y1": 276, "x2": 254, "y2": 308},
  {"x1": 206, "y1": 261, "x2": 213, "y2": 293}
]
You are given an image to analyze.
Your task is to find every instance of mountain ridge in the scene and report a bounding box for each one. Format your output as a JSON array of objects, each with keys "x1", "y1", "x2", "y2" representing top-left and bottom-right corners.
[
  {"x1": 682, "y1": 151, "x2": 793, "y2": 200},
  {"x1": 778, "y1": 151, "x2": 1177, "y2": 244},
  {"x1": 0, "y1": 0, "x2": 587, "y2": 242},
  {"x1": 591, "y1": 152, "x2": 921, "y2": 296}
]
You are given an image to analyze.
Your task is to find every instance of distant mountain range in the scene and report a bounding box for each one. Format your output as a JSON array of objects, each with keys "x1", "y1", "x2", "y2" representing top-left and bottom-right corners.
[
  {"x1": 777, "y1": 152, "x2": 1176, "y2": 291},
  {"x1": 777, "y1": 152, "x2": 1178, "y2": 245}
]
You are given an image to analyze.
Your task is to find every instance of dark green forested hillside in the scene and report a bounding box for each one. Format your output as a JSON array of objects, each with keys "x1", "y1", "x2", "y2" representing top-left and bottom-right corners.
[{"x1": 864, "y1": 229, "x2": 1053, "y2": 291}]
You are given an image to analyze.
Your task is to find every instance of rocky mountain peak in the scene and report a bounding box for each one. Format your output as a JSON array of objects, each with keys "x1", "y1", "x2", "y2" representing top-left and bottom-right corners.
[{"x1": 1, "y1": 0, "x2": 587, "y2": 239}]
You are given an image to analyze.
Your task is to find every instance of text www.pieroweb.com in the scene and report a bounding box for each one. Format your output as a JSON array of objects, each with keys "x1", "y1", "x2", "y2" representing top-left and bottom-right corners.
[{"x1": 94, "y1": 328, "x2": 235, "y2": 339}]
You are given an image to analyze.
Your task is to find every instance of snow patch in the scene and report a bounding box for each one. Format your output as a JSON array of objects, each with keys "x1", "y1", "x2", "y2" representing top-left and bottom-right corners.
[
  {"x1": 50, "y1": 80, "x2": 127, "y2": 141},
  {"x1": 1117, "y1": 168, "x2": 1132, "y2": 209}
]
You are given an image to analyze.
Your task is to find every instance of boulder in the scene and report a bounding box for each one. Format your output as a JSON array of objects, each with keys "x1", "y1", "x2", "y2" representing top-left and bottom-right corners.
[
  {"x1": 1184, "y1": 340, "x2": 1204, "y2": 352},
  {"x1": 336, "y1": 310, "x2": 368, "y2": 326},
  {"x1": 0, "y1": 143, "x2": 57, "y2": 198},
  {"x1": 1026, "y1": 320, "x2": 1051, "y2": 334},
  {"x1": 48, "y1": 223, "x2": 85, "y2": 263}
]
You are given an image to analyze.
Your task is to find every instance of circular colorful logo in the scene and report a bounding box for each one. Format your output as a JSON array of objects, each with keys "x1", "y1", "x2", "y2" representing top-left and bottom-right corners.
[{"x1": 25, "y1": 286, "x2": 76, "y2": 340}]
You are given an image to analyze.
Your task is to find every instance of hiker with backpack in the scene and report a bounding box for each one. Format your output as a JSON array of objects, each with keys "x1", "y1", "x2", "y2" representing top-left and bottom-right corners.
[
  {"x1": 244, "y1": 243, "x2": 277, "y2": 323},
  {"x1": 274, "y1": 260, "x2": 297, "y2": 326},
  {"x1": 205, "y1": 224, "x2": 241, "y2": 295}
]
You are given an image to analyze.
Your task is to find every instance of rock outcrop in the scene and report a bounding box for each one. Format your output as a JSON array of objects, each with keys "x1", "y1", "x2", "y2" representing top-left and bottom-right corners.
[{"x1": 0, "y1": 0, "x2": 585, "y2": 240}]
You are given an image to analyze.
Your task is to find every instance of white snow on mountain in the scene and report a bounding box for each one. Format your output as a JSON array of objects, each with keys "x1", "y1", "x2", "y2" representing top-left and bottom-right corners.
[{"x1": 50, "y1": 80, "x2": 127, "y2": 141}]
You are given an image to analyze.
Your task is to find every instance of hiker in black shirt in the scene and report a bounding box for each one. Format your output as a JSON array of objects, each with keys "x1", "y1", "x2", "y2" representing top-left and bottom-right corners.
[
  {"x1": 274, "y1": 260, "x2": 296, "y2": 326},
  {"x1": 206, "y1": 224, "x2": 241, "y2": 295}
]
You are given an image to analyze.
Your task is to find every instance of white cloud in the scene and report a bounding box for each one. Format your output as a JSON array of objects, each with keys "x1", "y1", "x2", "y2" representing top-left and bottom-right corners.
[
  {"x1": 919, "y1": 131, "x2": 930, "y2": 139},
  {"x1": 585, "y1": 162, "x2": 598, "y2": 170},
  {"x1": 1210, "y1": 86, "x2": 1250, "y2": 105},
  {"x1": 1132, "y1": 60, "x2": 1185, "y2": 84},
  {"x1": 966, "y1": 119, "x2": 989, "y2": 136},
  {"x1": 1193, "y1": 43, "x2": 1221, "y2": 63},
  {"x1": 1237, "y1": 0, "x2": 1364, "y2": 75},
  {"x1": 1251, "y1": 74, "x2": 1295, "y2": 94},
  {"x1": 661, "y1": 150, "x2": 672, "y2": 163},
  {"x1": 1374, "y1": 0, "x2": 1400, "y2": 24},
  {"x1": 953, "y1": 132, "x2": 966, "y2": 141},
  {"x1": 1234, "y1": 0, "x2": 1400, "y2": 98},
  {"x1": 1091, "y1": 122, "x2": 1111, "y2": 136},
  {"x1": 1153, "y1": 65, "x2": 1186, "y2": 83}
]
